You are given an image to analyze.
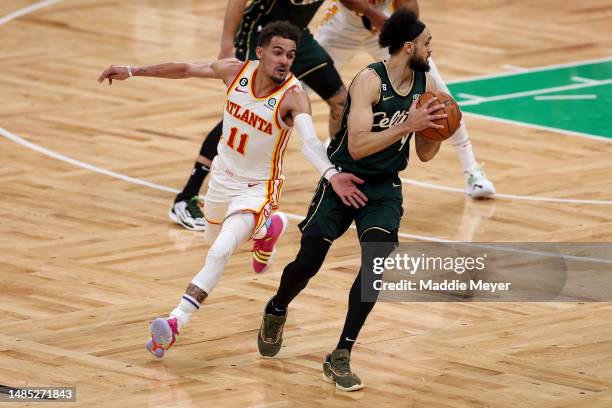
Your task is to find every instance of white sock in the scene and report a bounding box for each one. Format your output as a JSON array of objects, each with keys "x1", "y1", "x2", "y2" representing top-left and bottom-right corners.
[
  {"x1": 429, "y1": 58, "x2": 478, "y2": 173},
  {"x1": 170, "y1": 294, "x2": 199, "y2": 330},
  {"x1": 450, "y1": 123, "x2": 477, "y2": 173}
]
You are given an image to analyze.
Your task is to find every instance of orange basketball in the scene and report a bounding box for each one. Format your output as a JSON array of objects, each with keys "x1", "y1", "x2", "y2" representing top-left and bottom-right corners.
[{"x1": 415, "y1": 91, "x2": 462, "y2": 141}]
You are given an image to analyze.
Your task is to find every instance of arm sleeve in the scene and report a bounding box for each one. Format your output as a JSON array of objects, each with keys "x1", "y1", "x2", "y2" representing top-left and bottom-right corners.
[{"x1": 294, "y1": 113, "x2": 339, "y2": 181}]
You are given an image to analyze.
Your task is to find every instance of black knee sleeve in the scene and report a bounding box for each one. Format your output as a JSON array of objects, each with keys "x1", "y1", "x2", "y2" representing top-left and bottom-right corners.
[
  {"x1": 274, "y1": 224, "x2": 331, "y2": 308},
  {"x1": 300, "y1": 61, "x2": 344, "y2": 101},
  {"x1": 199, "y1": 120, "x2": 222, "y2": 160}
]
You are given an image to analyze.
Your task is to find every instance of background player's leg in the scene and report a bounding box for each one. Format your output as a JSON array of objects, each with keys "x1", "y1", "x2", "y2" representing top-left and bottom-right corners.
[
  {"x1": 301, "y1": 65, "x2": 347, "y2": 140},
  {"x1": 295, "y1": 29, "x2": 347, "y2": 140},
  {"x1": 169, "y1": 120, "x2": 222, "y2": 230},
  {"x1": 428, "y1": 59, "x2": 495, "y2": 198}
]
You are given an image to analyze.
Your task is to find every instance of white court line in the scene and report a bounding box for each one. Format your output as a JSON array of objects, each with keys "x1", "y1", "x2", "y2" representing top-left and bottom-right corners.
[
  {"x1": 0, "y1": 126, "x2": 442, "y2": 243},
  {"x1": 0, "y1": 0, "x2": 60, "y2": 26},
  {"x1": 456, "y1": 93, "x2": 485, "y2": 102},
  {"x1": 461, "y1": 111, "x2": 612, "y2": 144},
  {"x1": 501, "y1": 64, "x2": 528, "y2": 73},
  {"x1": 457, "y1": 79, "x2": 612, "y2": 107},
  {"x1": 534, "y1": 95, "x2": 597, "y2": 101},
  {"x1": 401, "y1": 178, "x2": 612, "y2": 205},
  {"x1": 571, "y1": 76, "x2": 600, "y2": 84},
  {"x1": 4, "y1": 126, "x2": 612, "y2": 265},
  {"x1": 447, "y1": 56, "x2": 612, "y2": 85}
]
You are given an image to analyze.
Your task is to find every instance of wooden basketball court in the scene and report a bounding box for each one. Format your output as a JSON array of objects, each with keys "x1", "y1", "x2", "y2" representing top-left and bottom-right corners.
[{"x1": 1, "y1": 1, "x2": 611, "y2": 406}]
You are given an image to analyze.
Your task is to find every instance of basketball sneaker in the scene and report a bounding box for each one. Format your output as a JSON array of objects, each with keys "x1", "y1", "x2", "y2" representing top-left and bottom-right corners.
[
  {"x1": 146, "y1": 317, "x2": 179, "y2": 358},
  {"x1": 169, "y1": 196, "x2": 206, "y2": 231},
  {"x1": 252, "y1": 212, "x2": 288, "y2": 274},
  {"x1": 464, "y1": 164, "x2": 496, "y2": 199},
  {"x1": 323, "y1": 349, "x2": 364, "y2": 391},
  {"x1": 257, "y1": 297, "x2": 287, "y2": 358}
]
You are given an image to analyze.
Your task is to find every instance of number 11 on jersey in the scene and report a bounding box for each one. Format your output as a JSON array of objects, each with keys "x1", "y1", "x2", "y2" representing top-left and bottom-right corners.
[{"x1": 227, "y1": 127, "x2": 249, "y2": 155}]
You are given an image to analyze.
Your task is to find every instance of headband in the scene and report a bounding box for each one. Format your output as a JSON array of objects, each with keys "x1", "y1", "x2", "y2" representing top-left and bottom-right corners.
[{"x1": 406, "y1": 20, "x2": 426, "y2": 41}]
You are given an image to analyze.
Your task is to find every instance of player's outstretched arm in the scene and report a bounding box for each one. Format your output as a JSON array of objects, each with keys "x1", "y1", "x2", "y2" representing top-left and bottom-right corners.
[
  {"x1": 397, "y1": 0, "x2": 420, "y2": 17},
  {"x1": 283, "y1": 87, "x2": 368, "y2": 208},
  {"x1": 340, "y1": 0, "x2": 387, "y2": 32},
  {"x1": 97, "y1": 58, "x2": 243, "y2": 85},
  {"x1": 218, "y1": 0, "x2": 248, "y2": 59},
  {"x1": 347, "y1": 69, "x2": 446, "y2": 160}
]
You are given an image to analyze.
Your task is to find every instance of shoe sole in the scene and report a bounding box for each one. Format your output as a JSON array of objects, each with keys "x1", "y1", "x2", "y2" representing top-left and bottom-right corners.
[
  {"x1": 254, "y1": 212, "x2": 289, "y2": 274},
  {"x1": 168, "y1": 207, "x2": 206, "y2": 231},
  {"x1": 466, "y1": 182, "x2": 496, "y2": 199},
  {"x1": 322, "y1": 370, "x2": 364, "y2": 392},
  {"x1": 147, "y1": 318, "x2": 172, "y2": 358}
]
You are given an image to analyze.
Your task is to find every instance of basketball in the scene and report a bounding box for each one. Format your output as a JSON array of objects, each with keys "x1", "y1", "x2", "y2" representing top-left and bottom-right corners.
[{"x1": 415, "y1": 91, "x2": 462, "y2": 141}]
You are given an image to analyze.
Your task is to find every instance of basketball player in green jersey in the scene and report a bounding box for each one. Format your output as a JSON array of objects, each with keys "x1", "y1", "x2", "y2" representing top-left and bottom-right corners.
[
  {"x1": 170, "y1": 0, "x2": 392, "y2": 231},
  {"x1": 257, "y1": 9, "x2": 448, "y2": 391}
]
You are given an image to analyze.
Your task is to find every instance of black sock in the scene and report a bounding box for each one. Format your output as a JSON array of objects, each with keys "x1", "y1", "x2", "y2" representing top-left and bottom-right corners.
[
  {"x1": 335, "y1": 270, "x2": 374, "y2": 353},
  {"x1": 175, "y1": 162, "x2": 209, "y2": 203},
  {"x1": 266, "y1": 297, "x2": 287, "y2": 317}
]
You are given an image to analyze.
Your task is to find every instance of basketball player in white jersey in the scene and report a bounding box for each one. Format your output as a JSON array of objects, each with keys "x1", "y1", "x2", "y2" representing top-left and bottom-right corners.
[
  {"x1": 98, "y1": 22, "x2": 368, "y2": 358},
  {"x1": 317, "y1": 0, "x2": 496, "y2": 198}
]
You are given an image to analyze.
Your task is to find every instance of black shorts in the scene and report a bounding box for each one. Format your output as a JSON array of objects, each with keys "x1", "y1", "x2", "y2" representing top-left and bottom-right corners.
[{"x1": 299, "y1": 175, "x2": 404, "y2": 241}]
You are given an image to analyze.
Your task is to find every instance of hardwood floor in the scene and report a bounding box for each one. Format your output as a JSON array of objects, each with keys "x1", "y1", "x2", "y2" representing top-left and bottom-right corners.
[{"x1": 1, "y1": 1, "x2": 611, "y2": 406}]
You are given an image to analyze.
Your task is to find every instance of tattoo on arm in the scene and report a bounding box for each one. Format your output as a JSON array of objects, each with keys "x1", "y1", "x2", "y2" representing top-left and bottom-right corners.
[{"x1": 185, "y1": 283, "x2": 208, "y2": 303}]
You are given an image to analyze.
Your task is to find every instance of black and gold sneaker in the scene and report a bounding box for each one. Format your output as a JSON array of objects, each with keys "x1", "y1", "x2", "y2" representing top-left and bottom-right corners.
[
  {"x1": 257, "y1": 297, "x2": 287, "y2": 357},
  {"x1": 323, "y1": 349, "x2": 364, "y2": 391}
]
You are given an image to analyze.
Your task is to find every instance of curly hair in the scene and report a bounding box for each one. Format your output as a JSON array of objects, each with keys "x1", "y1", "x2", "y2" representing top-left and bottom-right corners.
[{"x1": 378, "y1": 9, "x2": 426, "y2": 55}]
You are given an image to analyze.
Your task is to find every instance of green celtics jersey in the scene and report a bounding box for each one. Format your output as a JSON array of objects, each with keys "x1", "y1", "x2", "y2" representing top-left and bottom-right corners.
[
  {"x1": 328, "y1": 62, "x2": 427, "y2": 176},
  {"x1": 240, "y1": 0, "x2": 324, "y2": 32}
]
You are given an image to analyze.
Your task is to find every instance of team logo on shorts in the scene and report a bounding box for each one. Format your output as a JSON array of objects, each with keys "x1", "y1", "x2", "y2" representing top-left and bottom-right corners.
[
  {"x1": 239, "y1": 78, "x2": 248, "y2": 86},
  {"x1": 267, "y1": 98, "x2": 277, "y2": 107}
]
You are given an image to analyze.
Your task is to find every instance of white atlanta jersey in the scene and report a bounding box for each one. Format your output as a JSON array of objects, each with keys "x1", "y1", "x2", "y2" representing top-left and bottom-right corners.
[
  {"x1": 324, "y1": 0, "x2": 397, "y2": 29},
  {"x1": 217, "y1": 60, "x2": 301, "y2": 182}
]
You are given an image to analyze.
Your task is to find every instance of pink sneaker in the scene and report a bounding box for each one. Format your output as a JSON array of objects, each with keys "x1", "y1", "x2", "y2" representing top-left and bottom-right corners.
[
  {"x1": 146, "y1": 317, "x2": 179, "y2": 358},
  {"x1": 252, "y1": 212, "x2": 288, "y2": 274}
]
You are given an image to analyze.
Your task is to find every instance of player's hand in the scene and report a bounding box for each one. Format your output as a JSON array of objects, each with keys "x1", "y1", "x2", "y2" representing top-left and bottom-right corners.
[
  {"x1": 330, "y1": 173, "x2": 368, "y2": 209},
  {"x1": 97, "y1": 65, "x2": 131, "y2": 85},
  {"x1": 405, "y1": 97, "x2": 447, "y2": 132}
]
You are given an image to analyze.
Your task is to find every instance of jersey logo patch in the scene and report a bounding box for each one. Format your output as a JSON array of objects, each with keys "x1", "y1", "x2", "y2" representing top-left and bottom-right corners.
[
  {"x1": 382, "y1": 84, "x2": 387, "y2": 91},
  {"x1": 239, "y1": 78, "x2": 248, "y2": 86},
  {"x1": 413, "y1": 93, "x2": 421, "y2": 101},
  {"x1": 267, "y1": 97, "x2": 277, "y2": 107},
  {"x1": 382, "y1": 95, "x2": 394, "y2": 101}
]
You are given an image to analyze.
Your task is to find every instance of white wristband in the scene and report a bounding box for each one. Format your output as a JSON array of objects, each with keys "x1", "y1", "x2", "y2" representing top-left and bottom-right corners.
[
  {"x1": 127, "y1": 66, "x2": 132, "y2": 77},
  {"x1": 323, "y1": 167, "x2": 339, "y2": 182}
]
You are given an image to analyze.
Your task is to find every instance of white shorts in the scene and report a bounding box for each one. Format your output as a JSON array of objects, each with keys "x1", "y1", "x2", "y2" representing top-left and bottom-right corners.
[
  {"x1": 203, "y1": 156, "x2": 283, "y2": 238},
  {"x1": 316, "y1": 16, "x2": 389, "y2": 72}
]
